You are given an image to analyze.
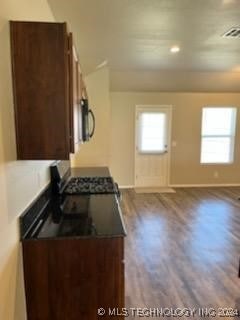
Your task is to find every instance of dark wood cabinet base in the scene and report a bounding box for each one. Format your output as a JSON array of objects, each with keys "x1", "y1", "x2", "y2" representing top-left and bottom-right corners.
[{"x1": 22, "y1": 237, "x2": 124, "y2": 320}]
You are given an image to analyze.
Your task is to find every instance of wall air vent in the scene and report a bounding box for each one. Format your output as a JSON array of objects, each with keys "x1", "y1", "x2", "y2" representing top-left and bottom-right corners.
[{"x1": 222, "y1": 27, "x2": 240, "y2": 38}]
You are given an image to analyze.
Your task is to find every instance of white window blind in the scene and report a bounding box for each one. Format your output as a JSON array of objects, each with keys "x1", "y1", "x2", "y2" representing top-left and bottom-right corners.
[
  {"x1": 200, "y1": 107, "x2": 237, "y2": 164},
  {"x1": 138, "y1": 112, "x2": 167, "y2": 153}
]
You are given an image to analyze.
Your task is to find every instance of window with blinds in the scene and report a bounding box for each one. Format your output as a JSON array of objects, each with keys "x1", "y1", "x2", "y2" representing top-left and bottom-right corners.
[{"x1": 200, "y1": 107, "x2": 237, "y2": 164}]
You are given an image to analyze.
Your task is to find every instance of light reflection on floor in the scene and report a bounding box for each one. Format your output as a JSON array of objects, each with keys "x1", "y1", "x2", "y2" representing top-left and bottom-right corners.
[
  {"x1": 188, "y1": 200, "x2": 233, "y2": 265},
  {"x1": 129, "y1": 193, "x2": 240, "y2": 272}
]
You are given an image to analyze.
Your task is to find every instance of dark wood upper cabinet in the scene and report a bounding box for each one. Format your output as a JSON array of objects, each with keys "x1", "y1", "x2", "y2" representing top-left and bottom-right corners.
[{"x1": 10, "y1": 21, "x2": 83, "y2": 160}]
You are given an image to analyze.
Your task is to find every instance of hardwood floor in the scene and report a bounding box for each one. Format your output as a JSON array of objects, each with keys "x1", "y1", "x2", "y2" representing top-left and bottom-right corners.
[{"x1": 121, "y1": 187, "x2": 240, "y2": 319}]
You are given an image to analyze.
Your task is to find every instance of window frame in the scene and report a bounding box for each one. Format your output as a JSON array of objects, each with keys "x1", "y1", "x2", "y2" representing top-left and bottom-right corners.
[{"x1": 200, "y1": 107, "x2": 237, "y2": 165}]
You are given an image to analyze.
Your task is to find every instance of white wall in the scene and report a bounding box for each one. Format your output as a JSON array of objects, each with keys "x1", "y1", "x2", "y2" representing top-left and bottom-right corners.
[
  {"x1": 110, "y1": 92, "x2": 240, "y2": 186},
  {"x1": 0, "y1": 1, "x2": 54, "y2": 319}
]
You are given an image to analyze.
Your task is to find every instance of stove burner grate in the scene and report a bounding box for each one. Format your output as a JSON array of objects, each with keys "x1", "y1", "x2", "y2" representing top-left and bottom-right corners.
[{"x1": 64, "y1": 176, "x2": 116, "y2": 195}]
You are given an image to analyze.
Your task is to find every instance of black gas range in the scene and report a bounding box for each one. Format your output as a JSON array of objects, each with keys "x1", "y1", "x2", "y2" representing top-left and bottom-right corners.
[{"x1": 50, "y1": 161, "x2": 120, "y2": 197}]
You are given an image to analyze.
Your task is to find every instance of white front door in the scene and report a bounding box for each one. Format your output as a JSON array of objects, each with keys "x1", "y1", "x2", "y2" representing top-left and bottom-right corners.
[{"x1": 135, "y1": 106, "x2": 172, "y2": 188}]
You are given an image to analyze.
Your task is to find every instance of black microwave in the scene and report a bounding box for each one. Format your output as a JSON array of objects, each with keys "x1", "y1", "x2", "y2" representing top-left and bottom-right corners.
[{"x1": 81, "y1": 99, "x2": 95, "y2": 141}]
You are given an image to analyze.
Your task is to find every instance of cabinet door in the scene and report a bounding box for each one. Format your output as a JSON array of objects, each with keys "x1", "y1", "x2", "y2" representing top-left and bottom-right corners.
[
  {"x1": 10, "y1": 21, "x2": 70, "y2": 160},
  {"x1": 68, "y1": 33, "x2": 80, "y2": 153},
  {"x1": 22, "y1": 237, "x2": 125, "y2": 320}
]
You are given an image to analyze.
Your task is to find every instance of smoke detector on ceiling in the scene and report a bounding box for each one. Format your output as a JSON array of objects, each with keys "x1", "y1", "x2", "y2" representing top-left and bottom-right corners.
[{"x1": 222, "y1": 27, "x2": 240, "y2": 38}]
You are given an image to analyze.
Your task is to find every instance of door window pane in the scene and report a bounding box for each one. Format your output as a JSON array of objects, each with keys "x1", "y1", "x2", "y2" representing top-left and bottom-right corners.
[{"x1": 138, "y1": 112, "x2": 166, "y2": 153}]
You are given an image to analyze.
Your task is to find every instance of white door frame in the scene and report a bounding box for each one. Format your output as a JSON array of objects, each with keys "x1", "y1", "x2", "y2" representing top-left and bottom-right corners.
[{"x1": 134, "y1": 105, "x2": 173, "y2": 187}]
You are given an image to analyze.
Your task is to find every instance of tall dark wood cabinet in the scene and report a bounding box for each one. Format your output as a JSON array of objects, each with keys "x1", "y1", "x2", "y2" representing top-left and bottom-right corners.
[{"x1": 10, "y1": 21, "x2": 84, "y2": 160}]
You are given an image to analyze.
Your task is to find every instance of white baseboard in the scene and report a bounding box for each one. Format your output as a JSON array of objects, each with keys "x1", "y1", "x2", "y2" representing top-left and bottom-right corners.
[
  {"x1": 119, "y1": 185, "x2": 134, "y2": 189},
  {"x1": 119, "y1": 184, "x2": 240, "y2": 189},
  {"x1": 169, "y1": 183, "x2": 240, "y2": 188}
]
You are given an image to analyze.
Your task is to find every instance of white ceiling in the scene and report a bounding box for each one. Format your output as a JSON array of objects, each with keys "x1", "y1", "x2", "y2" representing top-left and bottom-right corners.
[{"x1": 48, "y1": 0, "x2": 240, "y2": 91}]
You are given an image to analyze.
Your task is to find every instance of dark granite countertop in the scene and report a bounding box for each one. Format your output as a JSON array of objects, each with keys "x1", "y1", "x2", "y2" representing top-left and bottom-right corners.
[{"x1": 37, "y1": 193, "x2": 126, "y2": 239}]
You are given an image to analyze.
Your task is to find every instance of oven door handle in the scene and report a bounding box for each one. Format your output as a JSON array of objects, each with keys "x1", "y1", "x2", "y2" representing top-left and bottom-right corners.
[{"x1": 31, "y1": 219, "x2": 44, "y2": 238}]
